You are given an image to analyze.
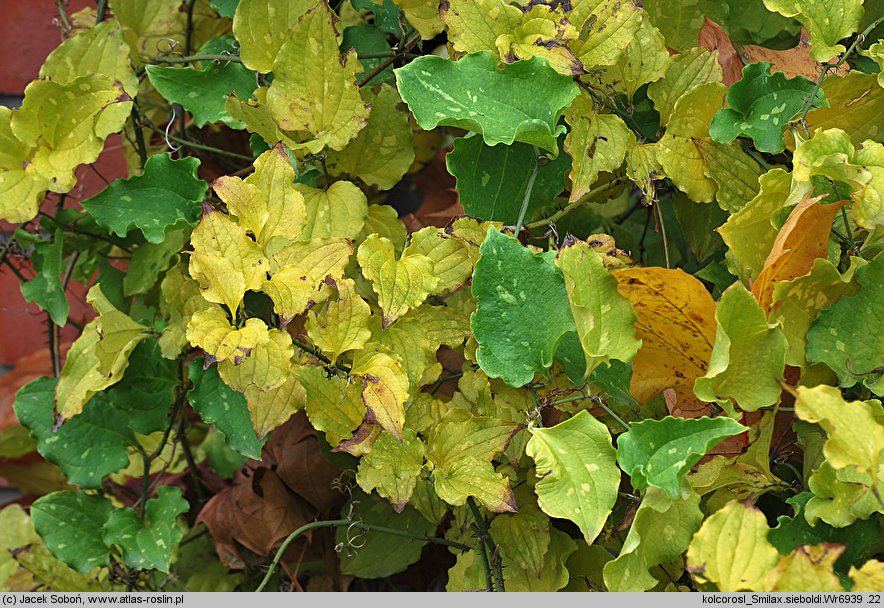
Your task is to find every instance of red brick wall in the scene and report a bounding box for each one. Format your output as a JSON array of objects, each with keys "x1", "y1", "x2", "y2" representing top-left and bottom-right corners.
[{"x1": 0, "y1": 2, "x2": 128, "y2": 366}]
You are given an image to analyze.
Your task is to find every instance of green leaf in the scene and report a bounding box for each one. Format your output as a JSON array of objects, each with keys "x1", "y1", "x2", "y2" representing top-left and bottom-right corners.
[
  {"x1": 340, "y1": 24, "x2": 395, "y2": 86},
  {"x1": 488, "y1": 497, "x2": 550, "y2": 577},
  {"x1": 616, "y1": 416, "x2": 748, "y2": 498},
  {"x1": 472, "y1": 227, "x2": 575, "y2": 387},
  {"x1": 211, "y1": 0, "x2": 239, "y2": 18},
  {"x1": 145, "y1": 59, "x2": 256, "y2": 128},
  {"x1": 336, "y1": 492, "x2": 434, "y2": 578},
  {"x1": 105, "y1": 338, "x2": 178, "y2": 435},
  {"x1": 20, "y1": 230, "x2": 68, "y2": 326},
  {"x1": 82, "y1": 154, "x2": 209, "y2": 243},
  {"x1": 232, "y1": 0, "x2": 315, "y2": 73},
  {"x1": 103, "y1": 486, "x2": 189, "y2": 573},
  {"x1": 694, "y1": 282, "x2": 788, "y2": 413},
  {"x1": 526, "y1": 410, "x2": 620, "y2": 544},
  {"x1": 188, "y1": 358, "x2": 264, "y2": 460},
  {"x1": 556, "y1": 238, "x2": 641, "y2": 377},
  {"x1": 806, "y1": 254, "x2": 884, "y2": 394},
  {"x1": 30, "y1": 491, "x2": 113, "y2": 573},
  {"x1": 14, "y1": 377, "x2": 132, "y2": 488},
  {"x1": 123, "y1": 226, "x2": 189, "y2": 297},
  {"x1": 395, "y1": 52, "x2": 579, "y2": 154},
  {"x1": 356, "y1": 428, "x2": 426, "y2": 511},
  {"x1": 710, "y1": 62, "x2": 826, "y2": 154},
  {"x1": 687, "y1": 499, "x2": 780, "y2": 591},
  {"x1": 445, "y1": 134, "x2": 570, "y2": 223},
  {"x1": 603, "y1": 488, "x2": 703, "y2": 591}
]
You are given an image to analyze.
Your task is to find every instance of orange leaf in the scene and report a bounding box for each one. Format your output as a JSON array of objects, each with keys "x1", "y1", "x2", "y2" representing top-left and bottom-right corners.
[
  {"x1": 737, "y1": 29, "x2": 849, "y2": 81},
  {"x1": 751, "y1": 194, "x2": 848, "y2": 312},
  {"x1": 699, "y1": 18, "x2": 743, "y2": 87},
  {"x1": 614, "y1": 268, "x2": 717, "y2": 417}
]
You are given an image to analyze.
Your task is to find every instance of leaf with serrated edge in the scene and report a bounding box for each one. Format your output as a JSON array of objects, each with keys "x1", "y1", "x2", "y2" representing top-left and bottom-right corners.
[
  {"x1": 233, "y1": 0, "x2": 316, "y2": 72},
  {"x1": 402, "y1": 226, "x2": 472, "y2": 295},
  {"x1": 244, "y1": 363, "x2": 306, "y2": 437},
  {"x1": 295, "y1": 181, "x2": 368, "y2": 240},
  {"x1": 526, "y1": 410, "x2": 620, "y2": 543},
  {"x1": 352, "y1": 349, "x2": 409, "y2": 440},
  {"x1": 357, "y1": 428, "x2": 426, "y2": 511},
  {"x1": 440, "y1": 0, "x2": 522, "y2": 55},
  {"x1": 300, "y1": 366, "x2": 365, "y2": 446},
  {"x1": 306, "y1": 278, "x2": 372, "y2": 363}
]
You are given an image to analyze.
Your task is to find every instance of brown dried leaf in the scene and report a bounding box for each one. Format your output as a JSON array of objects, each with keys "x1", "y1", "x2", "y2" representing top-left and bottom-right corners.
[
  {"x1": 737, "y1": 29, "x2": 849, "y2": 81},
  {"x1": 699, "y1": 18, "x2": 743, "y2": 87}
]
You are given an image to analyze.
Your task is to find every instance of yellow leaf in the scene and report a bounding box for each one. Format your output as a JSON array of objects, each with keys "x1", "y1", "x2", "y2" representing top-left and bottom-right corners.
[
  {"x1": 626, "y1": 141, "x2": 663, "y2": 202},
  {"x1": 764, "y1": 545, "x2": 844, "y2": 592},
  {"x1": 357, "y1": 234, "x2": 439, "y2": 326},
  {"x1": 795, "y1": 72, "x2": 884, "y2": 149},
  {"x1": 306, "y1": 278, "x2": 372, "y2": 363},
  {"x1": 718, "y1": 168, "x2": 792, "y2": 281},
  {"x1": 762, "y1": 0, "x2": 863, "y2": 62},
  {"x1": 40, "y1": 19, "x2": 138, "y2": 96},
  {"x1": 159, "y1": 263, "x2": 214, "y2": 359},
  {"x1": 188, "y1": 206, "x2": 269, "y2": 315},
  {"x1": 214, "y1": 145, "x2": 306, "y2": 245},
  {"x1": 403, "y1": 226, "x2": 472, "y2": 295},
  {"x1": 232, "y1": 0, "x2": 316, "y2": 73},
  {"x1": 226, "y1": 87, "x2": 303, "y2": 150},
  {"x1": 358, "y1": 204, "x2": 408, "y2": 256},
  {"x1": 603, "y1": 15, "x2": 670, "y2": 99},
  {"x1": 569, "y1": 0, "x2": 643, "y2": 69},
  {"x1": 300, "y1": 366, "x2": 366, "y2": 446},
  {"x1": 325, "y1": 84, "x2": 416, "y2": 190},
  {"x1": 262, "y1": 238, "x2": 353, "y2": 321},
  {"x1": 295, "y1": 181, "x2": 368, "y2": 240},
  {"x1": 614, "y1": 268, "x2": 716, "y2": 416},
  {"x1": 432, "y1": 456, "x2": 516, "y2": 512},
  {"x1": 393, "y1": 0, "x2": 443, "y2": 39},
  {"x1": 496, "y1": 6, "x2": 584, "y2": 76},
  {"x1": 245, "y1": 364, "x2": 306, "y2": 437},
  {"x1": 698, "y1": 140, "x2": 764, "y2": 213},
  {"x1": 752, "y1": 194, "x2": 848, "y2": 312},
  {"x1": 109, "y1": 0, "x2": 186, "y2": 61},
  {"x1": 850, "y1": 560, "x2": 884, "y2": 592},
  {"x1": 0, "y1": 107, "x2": 46, "y2": 224},
  {"x1": 352, "y1": 349, "x2": 410, "y2": 440},
  {"x1": 55, "y1": 285, "x2": 149, "y2": 419},
  {"x1": 564, "y1": 95, "x2": 634, "y2": 203},
  {"x1": 218, "y1": 327, "x2": 294, "y2": 392},
  {"x1": 648, "y1": 48, "x2": 722, "y2": 125},
  {"x1": 186, "y1": 308, "x2": 267, "y2": 364},
  {"x1": 267, "y1": 3, "x2": 370, "y2": 152},
  {"x1": 357, "y1": 428, "x2": 426, "y2": 511},
  {"x1": 441, "y1": 0, "x2": 522, "y2": 55},
  {"x1": 686, "y1": 500, "x2": 779, "y2": 591}
]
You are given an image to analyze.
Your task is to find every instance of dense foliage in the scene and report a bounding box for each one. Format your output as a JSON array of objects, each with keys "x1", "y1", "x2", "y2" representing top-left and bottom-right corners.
[{"x1": 1, "y1": 0, "x2": 883, "y2": 593}]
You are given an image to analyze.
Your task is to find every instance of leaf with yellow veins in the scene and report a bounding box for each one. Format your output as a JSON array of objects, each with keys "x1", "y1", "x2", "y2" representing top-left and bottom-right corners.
[
  {"x1": 794, "y1": 385, "x2": 884, "y2": 477},
  {"x1": 214, "y1": 146, "x2": 306, "y2": 245},
  {"x1": 752, "y1": 194, "x2": 848, "y2": 312},
  {"x1": 218, "y1": 327, "x2": 294, "y2": 392},
  {"x1": 186, "y1": 308, "x2": 266, "y2": 364},
  {"x1": 325, "y1": 84, "x2": 416, "y2": 190},
  {"x1": 694, "y1": 282, "x2": 787, "y2": 415},
  {"x1": 295, "y1": 181, "x2": 368, "y2": 240},
  {"x1": 564, "y1": 96, "x2": 634, "y2": 203},
  {"x1": 568, "y1": 0, "x2": 643, "y2": 69},
  {"x1": 109, "y1": 0, "x2": 186, "y2": 61},
  {"x1": 267, "y1": 3, "x2": 370, "y2": 152},
  {"x1": 604, "y1": 15, "x2": 670, "y2": 99},
  {"x1": 432, "y1": 456, "x2": 517, "y2": 512},
  {"x1": 55, "y1": 285, "x2": 149, "y2": 419},
  {"x1": 497, "y1": 6, "x2": 584, "y2": 77},
  {"x1": 440, "y1": 0, "x2": 521, "y2": 55},
  {"x1": 40, "y1": 19, "x2": 138, "y2": 96},
  {"x1": 393, "y1": 0, "x2": 444, "y2": 39},
  {"x1": 850, "y1": 560, "x2": 884, "y2": 592},
  {"x1": 614, "y1": 268, "x2": 716, "y2": 413},
  {"x1": 403, "y1": 226, "x2": 472, "y2": 295},
  {"x1": 357, "y1": 428, "x2": 426, "y2": 511},
  {"x1": 718, "y1": 168, "x2": 792, "y2": 281},
  {"x1": 352, "y1": 349, "x2": 410, "y2": 440},
  {"x1": 306, "y1": 278, "x2": 372, "y2": 363},
  {"x1": 556, "y1": 239, "x2": 640, "y2": 377},
  {"x1": 300, "y1": 366, "x2": 366, "y2": 445},
  {"x1": 762, "y1": 0, "x2": 862, "y2": 62},
  {"x1": 262, "y1": 238, "x2": 353, "y2": 321},
  {"x1": 648, "y1": 48, "x2": 722, "y2": 125},
  {"x1": 232, "y1": 0, "x2": 316, "y2": 72},
  {"x1": 11, "y1": 75, "x2": 131, "y2": 195},
  {"x1": 357, "y1": 234, "x2": 439, "y2": 327},
  {"x1": 687, "y1": 500, "x2": 780, "y2": 591},
  {"x1": 372, "y1": 304, "x2": 471, "y2": 387},
  {"x1": 188, "y1": 207, "x2": 269, "y2": 315},
  {"x1": 244, "y1": 364, "x2": 306, "y2": 438}
]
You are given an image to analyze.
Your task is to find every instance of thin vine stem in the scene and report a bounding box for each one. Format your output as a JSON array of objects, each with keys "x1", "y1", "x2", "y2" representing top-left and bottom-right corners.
[
  {"x1": 95, "y1": 0, "x2": 108, "y2": 23},
  {"x1": 840, "y1": 206, "x2": 856, "y2": 250},
  {"x1": 56, "y1": 0, "x2": 72, "y2": 32},
  {"x1": 514, "y1": 147, "x2": 542, "y2": 236},
  {"x1": 142, "y1": 122, "x2": 254, "y2": 162},
  {"x1": 525, "y1": 178, "x2": 626, "y2": 230},
  {"x1": 255, "y1": 519, "x2": 470, "y2": 592},
  {"x1": 467, "y1": 497, "x2": 504, "y2": 592},
  {"x1": 150, "y1": 54, "x2": 243, "y2": 65}
]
